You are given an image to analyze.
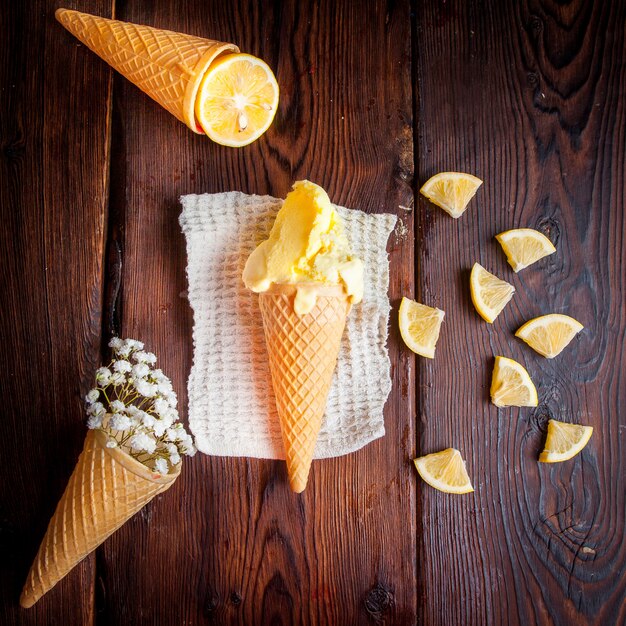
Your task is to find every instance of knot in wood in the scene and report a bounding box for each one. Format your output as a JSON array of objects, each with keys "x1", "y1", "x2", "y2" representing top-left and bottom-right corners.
[
  {"x1": 529, "y1": 15, "x2": 543, "y2": 37},
  {"x1": 364, "y1": 583, "x2": 394, "y2": 618},
  {"x1": 203, "y1": 593, "x2": 219, "y2": 616},
  {"x1": 230, "y1": 591, "x2": 242, "y2": 605},
  {"x1": 2, "y1": 136, "x2": 25, "y2": 162},
  {"x1": 527, "y1": 72, "x2": 539, "y2": 87},
  {"x1": 536, "y1": 217, "x2": 560, "y2": 247}
]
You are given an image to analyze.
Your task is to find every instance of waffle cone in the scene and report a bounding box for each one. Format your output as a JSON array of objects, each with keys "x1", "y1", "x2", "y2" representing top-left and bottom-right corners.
[
  {"x1": 20, "y1": 430, "x2": 180, "y2": 608},
  {"x1": 55, "y1": 8, "x2": 239, "y2": 132},
  {"x1": 259, "y1": 285, "x2": 350, "y2": 493}
]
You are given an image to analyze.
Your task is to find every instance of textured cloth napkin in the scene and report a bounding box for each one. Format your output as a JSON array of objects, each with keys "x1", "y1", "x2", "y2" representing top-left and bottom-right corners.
[{"x1": 179, "y1": 191, "x2": 396, "y2": 459}]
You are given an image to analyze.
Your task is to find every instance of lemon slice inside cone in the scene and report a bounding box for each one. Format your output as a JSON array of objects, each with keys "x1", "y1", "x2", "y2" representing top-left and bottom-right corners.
[{"x1": 195, "y1": 53, "x2": 279, "y2": 147}]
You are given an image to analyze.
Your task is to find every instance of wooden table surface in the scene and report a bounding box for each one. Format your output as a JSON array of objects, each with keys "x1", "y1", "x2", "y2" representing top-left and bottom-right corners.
[{"x1": 1, "y1": 1, "x2": 625, "y2": 624}]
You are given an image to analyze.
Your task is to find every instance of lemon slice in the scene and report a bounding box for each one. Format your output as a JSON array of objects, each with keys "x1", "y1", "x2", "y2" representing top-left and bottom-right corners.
[
  {"x1": 516, "y1": 314, "x2": 584, "y2": 358},
  {"x1": 495, "y1": 228, "x2": 556, "y2": 272},
  {"x1": 539, "y1": 419, "x2": 593, "y2": 463},
  {"x1": 398, "y1": 297, "x2": 445, "y2": 358},
  {"x1": 414, "y1": 448, "x2": 474, "y2": 494},
  {"x1": 419, "y1": 172, "x2": 483, "y2": 218},
  {"x1": 195, "y1": 53, "x2": 279, "y2": 147},
  {"x1": 490, "y1": 356, "x2": 538, "y2": 407},
  {"x1": 470, "y1": 263, "x2": 515, "y2": 323}
]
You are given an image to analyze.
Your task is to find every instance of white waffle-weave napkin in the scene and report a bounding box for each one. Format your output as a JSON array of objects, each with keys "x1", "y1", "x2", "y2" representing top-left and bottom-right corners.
[{"x1": 179, "y1": 192, "x2": 396, "y2": 459}]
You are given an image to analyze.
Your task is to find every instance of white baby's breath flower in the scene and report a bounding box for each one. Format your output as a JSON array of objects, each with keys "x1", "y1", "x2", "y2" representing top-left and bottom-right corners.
[
  {"x1": 95, "y1": 367, "x2": 112, "y2": 385},
  {"x1": 156, "y1": 378, "x2": 173, "y2": 392},
  {"x1": 108, "y1": 414, "x2": 133, "y2": 431},
  {"x1": 153, "y1": 458, "x2": 169, "y2": 475},
  {"x1": 87, "y1": 414, "x2": 103, "y2": 429},
  {"x1": 113, "y1": 360, "x2": 132, "y2": 373},
  {"x1": 181, "y1": 437, "x2": 196, "y2": 457},
  {"x1": 89, "y1": 338, "x2": 192, "y2": 472},
  {"x1": 108, "y1": 337, "x2": 123, "y2": 349},
  {"x1": 85, "y1": 389, "x2": 100, "y2": 404},
  {"x1": 160, "y1": 388, "x2": 177, "y2": 408},
  {"x1": 132, "y1": 363, "x2": 150, "y2": 379},
  {"x1": 116, "y1": 338, "x2": 143, "y2": 358},
  {"x1": 153, "y1": 398, "x2": 170, "y2": 416},
  {"x1": 151, "y1": 368, "x2": 166, "y2": 382},
  {"x1": 152, "y1": 419, "x2": 168, "y2": 437},
  {"x1": 88, "y1": 401, "x2": 105, "y2": 417},
  {"x1": 166, "y1": 426, "x2": 183, "y2": 442},
  {"x1": 133, "y1": 351, "x2": 157, "y2": 365},
  {"x1": 161, "y1": 410, "x2": 177, "y2": 428},
  {"x1": 116, "y1": 343, "x2": 132, "y2": 358},
  {"x1": 187, "y1": 449, "x2": 196, "y2": 458},
  {"x1": 110, "y1": 372, "x2": 126, "y2": 386},
  {"x1": 134, "y1": 379, "x2": 157, "y2": 398},
  {"x1": 129, "y1": 432, "x2": 157, "y2": 454},
  {"x1": 140, "y1": 412, "x2": 156, "y2": 428}
]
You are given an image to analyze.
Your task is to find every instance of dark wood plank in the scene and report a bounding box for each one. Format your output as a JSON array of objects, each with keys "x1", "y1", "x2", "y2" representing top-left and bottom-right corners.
[
  {"x1": 97, "y1": 0, "x2": 416, "y2": 623},
  {"x1": 0, "y1": 0, "x2": 112, "y2": 623},
  {"x1": 416, "y1": 1, "x2": 625, "y2": 625}
]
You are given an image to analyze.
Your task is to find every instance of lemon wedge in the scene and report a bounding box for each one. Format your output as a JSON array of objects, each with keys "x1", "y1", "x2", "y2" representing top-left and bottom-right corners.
[
  {"x1": 419, "y1": 172, "x2": 483, "y2": 218},
  {"x1": 516, "y1": 314, "x2": 584, "y2": 358},
  {"x1": 414, "y1": 448, "x2": 474, "y2": 494},
  {"x1": 470, "y1": 263, "x2": 515, "y2": 323},
  {"x1": 195, "y1": 53, "x2": 279, "y2": 147},
  {"x1": 495, "y1": 228, "x2": 556, "y2": 272},
  {"x1": 539, "y1": 419, "x2": 593, "y2": 463},
  {"x1": 399, "y1": 297, "x2": 445, "y2": 358},
  {"x1": 490, "y1": 356, "x2": 538, "y2": 407}
]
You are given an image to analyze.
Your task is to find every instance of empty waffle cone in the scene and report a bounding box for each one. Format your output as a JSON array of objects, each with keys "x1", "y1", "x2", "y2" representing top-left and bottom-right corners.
[
  {"x1": 55, "y1": 8, "x2": 239, "y2": 132},
  {"x1": 259, "y1": 284, "x2": 350, "y2": 493},
  {"x1": 20, "y1": 429, "x2": 180, "y2": 608}
]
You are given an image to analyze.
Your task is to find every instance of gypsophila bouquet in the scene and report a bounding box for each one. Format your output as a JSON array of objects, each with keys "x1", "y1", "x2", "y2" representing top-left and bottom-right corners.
[{"x1": 85, "y1": 337, "x2": 196, "y2": 475}]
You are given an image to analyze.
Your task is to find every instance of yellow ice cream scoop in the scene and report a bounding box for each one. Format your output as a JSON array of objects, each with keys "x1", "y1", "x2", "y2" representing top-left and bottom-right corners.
[{"x1": 243, "y1": 180, "x2": 364, "y2": 315}]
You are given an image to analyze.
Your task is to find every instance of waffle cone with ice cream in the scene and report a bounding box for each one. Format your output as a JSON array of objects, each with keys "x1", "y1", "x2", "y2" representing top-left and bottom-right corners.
[
  {"x1": 244, "y1": 181, "x2": 364, "y2": 492},
  {"x1": 20, "y1": 430, "x2": 180, "y2": 608},
  {"x1": 55, "y1": 9, "x2": 279, "y2": 145}
]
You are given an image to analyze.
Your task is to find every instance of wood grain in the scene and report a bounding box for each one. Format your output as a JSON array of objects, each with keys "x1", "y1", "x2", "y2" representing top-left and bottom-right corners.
[
  {"x1": 96, "y1": 0, "x2": 416, "y2": 623},
  {"x1": 0, "y1": 0, "x2": 112, "y2": 623},
  {"x1": 415, "y1": 1, "x2": 625, "y2": 625},
  {"x1": 2, "y1": 0, "x2": 624, "y2": 623}
]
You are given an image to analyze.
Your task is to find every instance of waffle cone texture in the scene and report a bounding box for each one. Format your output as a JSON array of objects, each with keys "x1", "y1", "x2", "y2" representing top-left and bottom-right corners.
[
  {"x1": 55, "y1": 8, "x2": 239, "y2": 132},
  {"x1": 20, "y1": 430, "x2": 180, "y2": 608},
  {"x1": 259, "y1": 285, "x2": 350, "y2": 493}
]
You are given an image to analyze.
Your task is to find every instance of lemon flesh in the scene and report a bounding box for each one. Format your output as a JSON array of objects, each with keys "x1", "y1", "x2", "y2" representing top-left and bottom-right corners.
[
  {"x1": 490, "y1": 356, "x2": 538, "y2": 407},
  {"x1": 470, "y1": 263, "x2": 515, "y2": 323},
  {"x1": 516, "y1": 314, "x2": 584, "y2": 358},
  {"x1": 419, "y1": 172, "x2": 483, "y2": 218},
  {"x1": 399, "y1": 297, "x2": 445, "y2": 358},
  {"x1": 195, "y1": 53, "x2": 279, "y2": 147},
  {"x1": 539, "y1": 419, "x2": 593, "y2": 462},
  {"x1": 496, "y1": 228, "x2": 556, "y2": 272},
  {"x1": 414, "y1": 448, "x2": 474, "y2": 494}
]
